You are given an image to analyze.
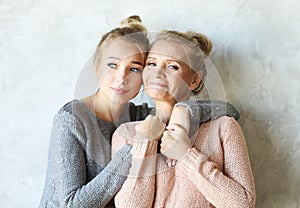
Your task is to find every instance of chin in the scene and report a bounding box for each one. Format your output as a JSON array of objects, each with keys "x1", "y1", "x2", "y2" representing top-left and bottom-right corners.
[
  {"x1": 110, "y1": 95, "x2": 131, "y2": 104},
  {"x1": 146, "y1": 90, "x2": 170, "y2": 102},
  {"x1": 111, "y1": 99, "x2": 128, "y2": 105}
]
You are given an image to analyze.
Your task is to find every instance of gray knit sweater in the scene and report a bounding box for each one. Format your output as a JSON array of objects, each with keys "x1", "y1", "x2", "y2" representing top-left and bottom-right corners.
[
  {"x1": 39, "y1": 100, "x2": 133, "y2": 208},
  {"x1": 39, "y1": 99, "x2": 239, "y2": 208}
]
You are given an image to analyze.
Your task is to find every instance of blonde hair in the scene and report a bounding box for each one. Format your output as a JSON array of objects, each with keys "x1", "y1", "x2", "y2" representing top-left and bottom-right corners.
[
  {"x1": 93, "y1": 15, "x2": 149, "y2": 67},
  {"x1": 153, "y1": 30, "x2": 212, "y2": 94}
]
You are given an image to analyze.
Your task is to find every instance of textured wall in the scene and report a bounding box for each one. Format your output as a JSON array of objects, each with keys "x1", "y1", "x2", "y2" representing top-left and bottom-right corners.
[{"x1": 0, "y1": 0, "x2": 299, "y2": 207}]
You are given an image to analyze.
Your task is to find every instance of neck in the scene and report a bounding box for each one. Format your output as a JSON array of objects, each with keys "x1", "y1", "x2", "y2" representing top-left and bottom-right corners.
[
  {"x1": 154, "y1": 100, "x2": 175, "y2": 124},
  {"x1": 84, "y1": 91, "x2": 127, "y2": 122}
]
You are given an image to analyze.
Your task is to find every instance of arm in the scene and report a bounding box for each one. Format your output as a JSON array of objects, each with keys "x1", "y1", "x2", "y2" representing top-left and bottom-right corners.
[
  {"x1": 175, "y1": 99, "x2": 240, "y2": 122},
  {"x1": 130, "y1": 100, "x2": 240, "y2": 136},
  {"x1": 51, "y1": 111, "x2": 132, "y2": 208},
  {"x1": 177, "y1": 118, "x2": 256, "y2": 207},
  {"x1": 112, "y1": 116, "x2": 165, "y2": 208},
  {"x1": 130, "y1": 100, "x2": 240, "y2": 123}
]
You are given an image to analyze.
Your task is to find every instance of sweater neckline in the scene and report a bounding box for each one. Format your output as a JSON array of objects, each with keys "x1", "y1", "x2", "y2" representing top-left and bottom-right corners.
[{"x1": 74, "y1": 99, "x2": 130, "y2": 126}]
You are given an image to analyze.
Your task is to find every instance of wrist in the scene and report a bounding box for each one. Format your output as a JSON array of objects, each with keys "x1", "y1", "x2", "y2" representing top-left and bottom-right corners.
[
  {"x1": 177, "y1": 146, "x2": 192, "y2": 161},
  {"x1": 131, "y1": 140, "x2": 158, "y2": 157}
]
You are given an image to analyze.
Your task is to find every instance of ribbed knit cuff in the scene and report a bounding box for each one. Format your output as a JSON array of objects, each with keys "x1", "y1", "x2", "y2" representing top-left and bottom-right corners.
[
  {"x1": 117, "y1": 144, "x2": 133, "y2": 162},
  {"x1": 178, "y1": 148, "x2": 207, "y2": 173},
  {"x1": 128, "y1": 141, "x2": 158, "y2": 177},
  {"x1": 131, "y1": 140, "x2": 158, "y2": 158}
]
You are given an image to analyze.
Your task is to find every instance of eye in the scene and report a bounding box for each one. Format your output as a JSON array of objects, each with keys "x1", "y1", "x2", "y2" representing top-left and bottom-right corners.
[
  {"x1": 130, "y1": 67, "x2": 142, "y2": 72},
  {"x1": 147, "y1": 62, "x2": 157, "y2": 67},
  {"x1": 107, "y1": 63, "x2": 117, "y2": 69},
  {"x1": 168, "y1": 64, "x2": 179, "y2": 70}
]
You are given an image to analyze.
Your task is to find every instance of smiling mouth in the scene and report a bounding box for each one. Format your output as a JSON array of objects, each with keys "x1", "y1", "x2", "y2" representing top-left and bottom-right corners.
[
  {"x1": 110, "y1": 87, "x2": 128, "y2": 94},
  {"x1": 147, "y1": 82, "x2": 169, "y2": 89}
]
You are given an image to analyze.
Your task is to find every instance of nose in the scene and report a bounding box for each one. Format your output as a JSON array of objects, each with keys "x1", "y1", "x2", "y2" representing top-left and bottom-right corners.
[
  {"x1": 155, "y1": 67, "x2": 166, "y2": 79},
  {"x1": 116, "y1": 68, "x2": 129, "y2": 84}
]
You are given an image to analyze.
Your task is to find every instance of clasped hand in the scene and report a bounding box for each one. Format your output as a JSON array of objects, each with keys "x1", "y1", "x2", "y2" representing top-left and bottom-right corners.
[
  {"x1": 133, "y1": 106, "x2": 192, "y2": 161},
  {"x1": 160, "y1": 124, "x2": 191, "y2": 161},
  {"x1": 133, "y1": 115, "x2": 166, "y2": 141}
]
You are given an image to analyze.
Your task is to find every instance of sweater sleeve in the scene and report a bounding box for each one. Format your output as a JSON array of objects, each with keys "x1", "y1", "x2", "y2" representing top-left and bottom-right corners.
[
  {"x1": 49, "y1": 111, "x2": 132, "y2": 208},
  {"x1": 112, "y1": 123, "x2": 157, "y2": 208},
  {"x1": 130, "y1": 100, "x2": 240, "y2": 123},
  {"x1": 175, "y1": 100, "x2": 240, "y2": 123},
  {"x1": 177, "y1": 117, "x2": 256, "y2": 208}
]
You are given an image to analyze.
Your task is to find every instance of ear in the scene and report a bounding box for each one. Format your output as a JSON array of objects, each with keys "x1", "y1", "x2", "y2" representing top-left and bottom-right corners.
[
  {"x1": 95, "y1": 60, "x2": 104, "y2": 78},
  {"x1": 189, "y1": 71, "x2": 202, "y2": 91},
  {"x1": 95, "y1": 64, "x2": 100, "y2": 76}
]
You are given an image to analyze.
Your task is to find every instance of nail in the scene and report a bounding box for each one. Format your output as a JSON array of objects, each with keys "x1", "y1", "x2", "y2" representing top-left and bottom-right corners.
[{"x1": 172, "y1": 160, "x2": 177, "y2": 167}]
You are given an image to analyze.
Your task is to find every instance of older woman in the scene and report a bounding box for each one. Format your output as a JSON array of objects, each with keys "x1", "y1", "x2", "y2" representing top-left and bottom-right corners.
[{"x1": 112, "y1": 30, "x2": 255, "y2": 207}]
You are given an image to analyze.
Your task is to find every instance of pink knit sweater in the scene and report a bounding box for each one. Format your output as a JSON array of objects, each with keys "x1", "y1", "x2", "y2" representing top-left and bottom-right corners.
[{"x1": 111, "y1": 116, "x2": 256, "y2": 208}]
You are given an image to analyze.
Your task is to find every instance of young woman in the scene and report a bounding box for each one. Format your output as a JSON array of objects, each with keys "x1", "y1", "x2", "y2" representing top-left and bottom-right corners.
[
  {"x1": 39, "y1": 15, "x2": 149, "y2": 208},
  {"x1": 112, "y1": 31, "x2": 256, "y2": 207}
]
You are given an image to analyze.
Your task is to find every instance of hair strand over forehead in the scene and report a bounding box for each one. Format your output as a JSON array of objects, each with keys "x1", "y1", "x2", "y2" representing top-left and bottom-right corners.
[{"x1": 93, "y1": 15, "x2": 149, "y2": 67}]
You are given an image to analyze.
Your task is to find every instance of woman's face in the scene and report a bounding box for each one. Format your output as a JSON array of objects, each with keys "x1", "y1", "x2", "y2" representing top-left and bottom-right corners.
[
  {"x1": 143, "y1": 40, "x2": 200, "y2": 104},
  {"x1": 97, "y1": 39, "x2": 144, "y2": 104}
]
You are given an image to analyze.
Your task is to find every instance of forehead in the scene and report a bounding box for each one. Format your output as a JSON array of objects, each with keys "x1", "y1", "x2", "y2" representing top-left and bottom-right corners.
[
  {"x1": 149, "y1": 40, "x2": 190, "y2": 64},
  {"x1": 101, "y1": 39, "x2": 144, "y2": 60}
]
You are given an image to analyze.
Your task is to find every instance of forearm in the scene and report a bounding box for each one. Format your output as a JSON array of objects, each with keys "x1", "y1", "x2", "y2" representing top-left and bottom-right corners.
[
  {"x1": 178, "y1": 148, "x2": 255, "y2": 208},
  {"x1": 55, "y1": 143, "x2": 132, "y2": 208},
  {"x1": 177, "y1": 118, "x2": 255, "y2": 207},
  {"x1": 115, "y1": 141, "x2": 157, "y2": 208},
  {"x1": 175, "y1": 100, "x2": 240, "y2": 124},
  {"x1": 51, "y1": 112, "x2": 133, "y2": 208}
]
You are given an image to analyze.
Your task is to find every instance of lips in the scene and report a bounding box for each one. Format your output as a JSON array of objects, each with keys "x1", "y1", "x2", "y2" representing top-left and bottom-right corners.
[
  {"x1": 147, "y1": 82, "x2": 169, "y2": 89},
  {"x1": 110, "y1": 87, "x2": 128, "y2": 94}
]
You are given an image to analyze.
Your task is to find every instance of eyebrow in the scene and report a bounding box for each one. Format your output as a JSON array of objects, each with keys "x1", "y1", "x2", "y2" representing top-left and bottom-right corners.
[
  {"x1": 132, "y1": 61, "x2": 143, "y2": 66},
  {"x1": 107, "y1": 56, "x2": 121, "y2": 61},
  {"x1": 147, "y1": 56, "x2": 181, "y2": 63},
  {"x1": 107, "y1": 56, "x2": 143, "y2": 66},
  {"x1": 147, "y1": 56, "x2": 157, "y2": 60}
]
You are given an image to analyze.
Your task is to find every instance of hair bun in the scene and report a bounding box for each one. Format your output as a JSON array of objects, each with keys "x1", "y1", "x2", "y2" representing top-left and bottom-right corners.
[
  {"x1": 120, "y1": 15, "x2": 147, "y2": 33},
  {"x1": 186, "y1": 31, "x2": 212, "y2": 56}
]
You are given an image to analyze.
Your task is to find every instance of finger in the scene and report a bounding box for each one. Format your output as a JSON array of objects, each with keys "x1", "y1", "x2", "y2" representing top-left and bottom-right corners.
[
  {"x1": 160, "y1": 138, "x2": 171, "y2": 151},
  {"x1": 136, "y1": 118, "x2": 151, "y2": 130},
  {"x1": 146, "y1": 114, "x2": 154, "y2": 119},
  {"x1": 166, "y1": 125, "x2": 175, "y2": 131},
  {"x1": 160, "y1": 136, "x2": 175, "y2": 152},
  {"x1": 162, "y1": 131, "x2": 173, "y2": 139},
  {"x1": 158, "y1": 122, "x2": 167, "y2": 133},
  {"x1": 169, "y1": 106, "x2": 190, "y2": 132},
  {"x1": 171, "y1": 159, "x2": 177, "y2": 167},
  {"x1": 167, "y1": 160, "x2": 172, "y2": 168},
  {"x1": 165, "y1": 158, "x2": 172, "y2": 165},
  {"x1": 166, "y1": 123, "x2": 186, "y2": 132}
]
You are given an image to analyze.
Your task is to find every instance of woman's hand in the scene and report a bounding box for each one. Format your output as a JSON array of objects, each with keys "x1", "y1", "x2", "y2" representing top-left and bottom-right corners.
[
  {"x1": 160, "y1": 124, "x2": 192, "y2": 161},
  {"x1": 133, "y1": 115, "x2": 166, "y2": 142},
  {"x1": 163, "y1": 105, "x2": 191, "y2": 166},
  {"x1": 169, "y1": 105, "x2": 190, "y2": 133}
]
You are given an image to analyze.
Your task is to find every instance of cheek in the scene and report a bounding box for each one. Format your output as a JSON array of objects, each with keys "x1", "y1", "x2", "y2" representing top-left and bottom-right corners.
[
  {"x1": 168, "y1": 74, "x2": 189, "y2": 92},
  {"x1": 142, "y1": 69, "x2": 151, "y2": 84},
  {"x1": 129, "y1": 74, "x2": 143, "y2": 88},
  {"x1": 99, "y1": 72, "x2": 112, "y2": 86}
]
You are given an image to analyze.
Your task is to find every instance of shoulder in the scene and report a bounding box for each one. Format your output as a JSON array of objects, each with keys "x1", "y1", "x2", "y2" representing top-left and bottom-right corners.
[
  {"x1": 199, "y1": 116, "x2": 243, "y2": 139},
  {"x1": 58, "y1": 99, "x2": 89, "y2": 116},
  {"x1": 51, "y1": 100, "x2": 96, "y2": 137},
  {"x1": 192, "y1": 116, "x2": 245, "y2": 153},
  {"x1": 54, "y1": 99, "x2": 94, "y2": 124},
  {"x1": 214, "y1": 116, "x2": 243, "y2": 135},
  {"x1": 202, "y1": 115, "x2": 239, "y2": 128}
]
